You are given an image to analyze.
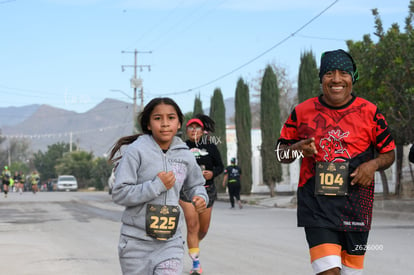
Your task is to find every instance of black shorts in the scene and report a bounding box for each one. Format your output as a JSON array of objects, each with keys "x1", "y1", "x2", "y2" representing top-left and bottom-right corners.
[
  {"x1": 180, "y1": 184, "x2": 216, "y2": 208},
  {"x1": 305, "y1": 227, "x2": 369, "y2": 271}
]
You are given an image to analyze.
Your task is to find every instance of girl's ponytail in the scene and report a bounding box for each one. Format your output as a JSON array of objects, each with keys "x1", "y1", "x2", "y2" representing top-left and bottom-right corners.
[
  {"x1": 108, "y1": 134, "x2": 142, "y2": 163},
  {"x1": 195, "y1": 114, "x2": 215, "y2": 133}
]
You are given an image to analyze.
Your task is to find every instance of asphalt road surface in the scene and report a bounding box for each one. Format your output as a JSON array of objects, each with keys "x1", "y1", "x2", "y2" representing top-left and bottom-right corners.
[{"x1": 0, "y1": 191, "x2": 412, "y2": 274}]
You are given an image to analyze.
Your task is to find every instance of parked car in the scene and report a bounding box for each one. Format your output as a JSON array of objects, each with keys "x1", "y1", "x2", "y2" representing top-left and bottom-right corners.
[{"x1": 56, "y1": 175, "x2": 78, "y2": 191}]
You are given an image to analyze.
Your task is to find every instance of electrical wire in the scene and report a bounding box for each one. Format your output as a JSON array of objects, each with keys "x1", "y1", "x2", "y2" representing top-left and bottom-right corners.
[
  {"x1": 0, "y1": 102, "x2": 132, "y2": 120},
  {"x1": 295, "y1": 34, "x2": 345, "y2": 42},
  {"x1": 150, "y1": 0, "x2": 227, "y2": 52},
  {"x1": 153, "y1": 0, "x2": 339, "y2": 96},
  {"x1": 124, "y1": 0, "x2": 188, "y2": 51},
  {"x1": 0, "y1": 84, "x2": 61, "y2": 98},
  {"x1": 1, "y1": 123, "x2": 131, "y2": 139},
  {"x1": 0, "y1": 0, "x2": 16, "y2": 4}
]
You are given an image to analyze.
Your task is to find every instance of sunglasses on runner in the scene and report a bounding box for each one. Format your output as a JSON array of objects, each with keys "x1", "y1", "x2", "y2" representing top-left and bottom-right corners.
[{"x1": 187, "y1": 126, "x2": 202, "y2": 131}]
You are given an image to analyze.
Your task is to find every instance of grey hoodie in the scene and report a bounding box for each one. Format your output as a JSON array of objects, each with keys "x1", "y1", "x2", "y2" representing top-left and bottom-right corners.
[{"x1": 112, "y1": 134, "x2": 208, "y2": 241}]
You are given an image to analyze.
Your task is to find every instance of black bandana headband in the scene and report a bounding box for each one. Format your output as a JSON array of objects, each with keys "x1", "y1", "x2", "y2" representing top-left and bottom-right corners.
[{"x1": 319, "y1": 49, "x2": 359, "y2": 84}]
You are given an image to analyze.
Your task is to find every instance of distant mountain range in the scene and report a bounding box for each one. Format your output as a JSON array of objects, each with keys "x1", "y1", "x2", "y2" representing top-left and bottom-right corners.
[
  {"x1": 0, "y1": 97, "x2": 241, "y2": 157},
  {"x1": 1, "y1": 98, "x2": 135, "y2": 157},
  {"x1": 0, "y1": 104, "x2": 40, "y2": 127}
]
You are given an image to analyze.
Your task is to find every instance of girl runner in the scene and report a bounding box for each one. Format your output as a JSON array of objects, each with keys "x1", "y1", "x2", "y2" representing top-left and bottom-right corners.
[
  {"x1": 180, "y1": 114, "x2": 224, "y2": 275},
  {"x1": 109, "y1": 97, "x2": 208, "y2": 275}
]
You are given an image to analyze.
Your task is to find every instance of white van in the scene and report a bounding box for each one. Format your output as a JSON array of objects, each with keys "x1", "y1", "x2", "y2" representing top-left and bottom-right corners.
[{"x1": 56, "y1": 175, "x2": 78, "y2": 191}]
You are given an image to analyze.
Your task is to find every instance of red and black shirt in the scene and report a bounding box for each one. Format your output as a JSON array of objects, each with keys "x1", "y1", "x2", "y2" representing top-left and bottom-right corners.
[{"x1": 277, "y1": 95, "x2": 395, "y2": 231}]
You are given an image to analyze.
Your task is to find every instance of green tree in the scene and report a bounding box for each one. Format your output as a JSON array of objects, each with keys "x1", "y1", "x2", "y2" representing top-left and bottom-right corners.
[
  {"x1": 260, "y1": 65, "x2": 282, "y2": 197},
  {"x1": 235, "y1": 78, "x2": 252, "y2": 194},
  {"x1": 91, "y1": 157, "x2": 112, "y2": 191},
  {"x1": 0, "y1": 130, "x2": 5, "y2": 144},
  {"x1": 250, "y1": 62, "x2": 296, "y2": 128},
  {"x1": 180, "y1": 111, "x2": 194, "y2": 140},
  {"x1": 347, "y1": 2, "x2": 414, "y2": 196},
  {"x1": 0, "y1": 137, "x2": 31, "y2": 169},
  {"x1": 298, "y1": 50, "x2": 320, "y2": 103},
  {"x1": 0, "y1": 129, "x2": 6, "y2": 164},
  {"x1": 10, "y1": 138, "x2": 31, "y2": 163},
  {"x1": 32, "y1": 142, "x2": 74, "y2": 182},
  {"x1": 55, "y1": 151, "x2": 93, "y2": 189},
  {"x1": 209, "y1": 88, "x2": 227, "y2": 192},
  {"x1": 10, "y1": 161, "x2": 30, "y2": 176},
  {"x1": 193, "y1": 94, "x2": 204, "y2": 115},
  {"x1": 184, "y1": 112, "x2": 194, "y2": 122}
]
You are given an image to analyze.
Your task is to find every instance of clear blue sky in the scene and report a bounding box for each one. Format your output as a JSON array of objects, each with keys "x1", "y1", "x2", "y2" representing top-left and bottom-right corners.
[{"x1": 0, "y1": 0, "x2": 410, "y2": 114}]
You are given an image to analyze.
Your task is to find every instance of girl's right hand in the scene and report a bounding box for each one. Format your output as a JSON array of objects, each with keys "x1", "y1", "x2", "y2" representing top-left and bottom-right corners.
[{"x1": 157, "y1": 171, "x2": 176, "y2": 190}]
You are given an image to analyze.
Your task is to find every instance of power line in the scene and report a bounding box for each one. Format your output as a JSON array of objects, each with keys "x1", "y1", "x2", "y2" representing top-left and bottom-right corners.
[
  {"x1": 149, "y1": 0, "x2": 223, "y2": 52},
  {"x1": 154, "y1": 0, "x2": 339, "y2": 96},
  {"x1": 1, "y1": 123, "x2": 131, "y2": 139},
  {"x1": 0, "y1": 103, "x2": 132, "y2": 120},
  {"x1": 124, "y1": 0, "x2": 188, "y2": 51},
  {"x1": 0, "y1": 0, "x2": 16, "y2": 4},
  {"x1": 295, "y1": 34, "x2": 346, "y2": 42},
  {"x1": 0, "y1": 84, "x2": 130, "y2": 109},
  {"x1": 0, "y1": 84, "x2": 62, "y2": 98}
]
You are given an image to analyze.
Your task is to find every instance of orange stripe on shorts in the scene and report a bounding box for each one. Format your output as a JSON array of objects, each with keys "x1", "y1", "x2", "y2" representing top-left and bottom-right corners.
[
  {"x1": 341, "y1": 250, "x2": 365, "y2": 269},
  {"x1": 309, "y1": 243, "x2": 342, "y2": 262}
]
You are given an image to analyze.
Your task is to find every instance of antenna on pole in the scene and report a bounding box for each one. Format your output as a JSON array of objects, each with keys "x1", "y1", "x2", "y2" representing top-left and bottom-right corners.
[{"x1": 121, "y1": 49, "x2": 151, "y2": 132}]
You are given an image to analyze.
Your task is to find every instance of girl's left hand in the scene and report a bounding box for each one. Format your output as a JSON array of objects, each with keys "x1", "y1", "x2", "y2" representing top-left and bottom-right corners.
[
  {"x1": 202, "y1": 170, "x2": 213, "y2": 180},
  {"x1": 192, "y1": 196, "x2": 207, "y2": 213}
]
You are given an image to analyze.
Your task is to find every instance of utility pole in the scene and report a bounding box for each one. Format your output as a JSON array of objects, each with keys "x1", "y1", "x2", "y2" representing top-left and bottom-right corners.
[
  {"x1": 121, "y1": 49, "x2": 151, "y2": 132},
  {"x1": 69, "y1": 132, "x2": 72, "y2": 152},
  {"x1": 7, "y1": 138, "x2": 11, "y2": 166},
  {"x1": 7, "y1": 147, "x2": 11, "y2": 167}
]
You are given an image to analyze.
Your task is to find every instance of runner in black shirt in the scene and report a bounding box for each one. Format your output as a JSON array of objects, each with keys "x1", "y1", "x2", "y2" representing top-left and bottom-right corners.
[
  {"x1": 223, "y1": 157, "x2": 242, "y2": 209},
  {"x1": 179, "y1": 114, "x2": 224, "y2": 275}
]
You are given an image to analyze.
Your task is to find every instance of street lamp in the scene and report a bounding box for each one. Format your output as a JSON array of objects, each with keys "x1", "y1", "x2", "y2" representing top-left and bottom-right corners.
[
  {"x1": 110, "y1": 89, "x2": 133, "y2": 100},
  {"x1": 110, "y1": 89, "x2": 137, "y2": 132}
]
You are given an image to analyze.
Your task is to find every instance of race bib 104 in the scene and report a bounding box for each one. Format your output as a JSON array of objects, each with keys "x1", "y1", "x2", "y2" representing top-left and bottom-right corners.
[{"x1": 315, "y1": 162, "x2": 349, "y2": 196}]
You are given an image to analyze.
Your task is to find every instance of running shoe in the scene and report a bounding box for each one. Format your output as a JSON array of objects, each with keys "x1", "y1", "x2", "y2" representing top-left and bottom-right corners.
[
  {"x1": 190, "y1": 266, "x2": 202, "y2": 275},
  {"x1": 190, "y1": 260, "x2": 202, "y2": 274}
]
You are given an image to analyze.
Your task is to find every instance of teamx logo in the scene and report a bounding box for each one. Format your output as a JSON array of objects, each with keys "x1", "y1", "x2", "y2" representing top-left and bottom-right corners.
[{"x1": 320, "y1": 129, "x2": 350, "y2": 162}]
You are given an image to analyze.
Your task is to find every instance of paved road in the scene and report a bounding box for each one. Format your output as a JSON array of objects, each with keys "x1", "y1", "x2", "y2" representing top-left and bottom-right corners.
[{"x1": 0, "y1": 191, "x2": 412, "y2": 274}]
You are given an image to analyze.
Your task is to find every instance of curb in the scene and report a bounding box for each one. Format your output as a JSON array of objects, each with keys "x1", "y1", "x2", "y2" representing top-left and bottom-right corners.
[{"x1": 218, "y1": 193, "x2": 414, "y2": 220}]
